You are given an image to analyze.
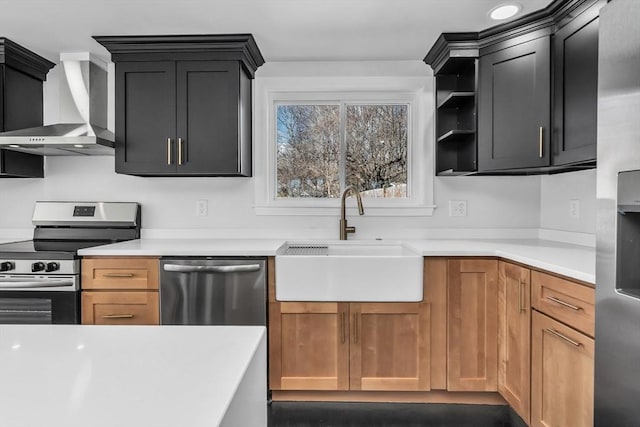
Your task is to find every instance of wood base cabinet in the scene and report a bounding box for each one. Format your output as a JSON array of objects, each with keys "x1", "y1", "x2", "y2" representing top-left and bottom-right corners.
[
  {"x1": 531, "y1": 311, "x2": 594, "y2": 427},
  {"x1": 81, "y1": 257, "x2": 160, "y2": 325},
  {"x1": 498, "y1": 262, "x2": 531, "y2": 424},
  {"x1": 447, "y1": 258, "x2": 499, "y2": 391},
  {"x1": 269, "y1": 302, "x2": 349, "y2": 391},
  {"x1": 269, "y1": 301, "x2": 430, "y2": 392},
  {"x1": 350, "y1": 303, "x2": 430, "y2": 391}
]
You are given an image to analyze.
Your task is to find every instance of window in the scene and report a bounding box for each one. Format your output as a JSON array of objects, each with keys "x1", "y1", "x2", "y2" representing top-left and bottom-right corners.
[
  {"x1": 253, "y1": 65, "x2": 436, "y2": 216},
  {"x1": 276, "y1": 103, "x2": 409, "y2": 199}
]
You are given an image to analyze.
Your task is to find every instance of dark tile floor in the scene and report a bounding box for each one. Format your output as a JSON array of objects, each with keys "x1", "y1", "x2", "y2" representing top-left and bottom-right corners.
[{"x1": 268, "y1": 402, "x2": 525, "y2": 427}]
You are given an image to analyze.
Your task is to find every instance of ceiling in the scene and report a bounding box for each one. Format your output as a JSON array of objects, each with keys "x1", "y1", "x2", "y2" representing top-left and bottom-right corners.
[{"x1": 0, "y1": 0, "x2": 552, "y2": 65}]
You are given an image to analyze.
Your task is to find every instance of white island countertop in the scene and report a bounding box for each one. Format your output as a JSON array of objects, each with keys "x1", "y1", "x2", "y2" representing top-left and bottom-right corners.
[
  {"x1": 77, "y1": 237, "x2": 595, "y2": 284},
  {"x1": 0, "y1": 325, "x2": 267, "y2": 427}
]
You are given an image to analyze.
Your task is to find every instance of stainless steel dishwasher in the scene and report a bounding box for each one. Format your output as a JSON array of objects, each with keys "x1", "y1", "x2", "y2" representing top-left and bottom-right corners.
[{"x1": 160, "y1": 257, "x2": 266, "y2": 325}]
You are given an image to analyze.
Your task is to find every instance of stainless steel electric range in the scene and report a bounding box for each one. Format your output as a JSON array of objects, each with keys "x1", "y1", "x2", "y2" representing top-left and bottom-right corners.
[{"x1": 0, "y1": 201, "x2": 141, "y2": 324}]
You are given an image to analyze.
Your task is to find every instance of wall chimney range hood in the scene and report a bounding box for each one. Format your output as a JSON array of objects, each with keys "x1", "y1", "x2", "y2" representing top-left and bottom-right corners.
[{"x1": 0, "y1": 53, "x2": 114, "y2": 155}]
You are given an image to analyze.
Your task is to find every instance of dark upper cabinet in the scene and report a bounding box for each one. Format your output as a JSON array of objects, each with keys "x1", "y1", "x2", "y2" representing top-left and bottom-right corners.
[
  {"x1": 95, "y1": 35, "x2": 264, "y2": 177},
  {"x1": 115, "y1": 61, "x2": 176, "y2": 175},
  {"x1": 424, "y1": 0, "x2": 604, "y2": 175},
  {"x1": 0, "y1": 38, "x2": 54, "y2": 178},
  {"x1": 552, "y1": 1, "x2": 603, "y2": 166},
  {"x1": 176, "y1": 61, "x2": 251, "y2": 175},
  {"x1": 478, "y1": 36, "x2": 551, "y2": 172},
  {"x1": 424, "y1": 34, "x2": 479, "y2": 175}
]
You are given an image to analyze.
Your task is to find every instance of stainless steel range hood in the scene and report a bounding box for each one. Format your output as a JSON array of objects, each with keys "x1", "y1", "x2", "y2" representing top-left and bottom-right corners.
[{"x1": 0, "y1": 53, "x2": 114, "y2": 155}]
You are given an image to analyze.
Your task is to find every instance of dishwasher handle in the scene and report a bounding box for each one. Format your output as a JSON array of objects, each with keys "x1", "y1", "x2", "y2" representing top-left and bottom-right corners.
[{"x1": 163, "y1": 264, "x2": 262, "y2": 274}]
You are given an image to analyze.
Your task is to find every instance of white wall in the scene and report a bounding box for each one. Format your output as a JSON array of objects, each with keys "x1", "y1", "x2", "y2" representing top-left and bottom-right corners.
[
  {"x1": 0, "y1": 155, "x2": 543, "y2": 238},
  {"x1": 540, "y1": 169, "x2": 597, "y2": 235},
  {"x1": 0, "y1": 60, "x2": 594, "y2": 241}
]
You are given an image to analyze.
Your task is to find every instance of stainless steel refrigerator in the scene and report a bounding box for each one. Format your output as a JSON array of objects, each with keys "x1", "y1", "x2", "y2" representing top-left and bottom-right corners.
[{"x1": 595, "y1": 0, "x2": 640, "y2": 424}]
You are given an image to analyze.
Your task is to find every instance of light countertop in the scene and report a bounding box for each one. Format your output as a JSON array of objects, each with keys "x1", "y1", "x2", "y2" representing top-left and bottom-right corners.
[
  {"x1": 78, "y1": 238, "x2": 285, "y2": 257},
  {"x1": 77, "y1": 238, "x2": 595, "y2": 284},
  {"x1": 0, "y1": 325, "x2": 267, "y2": 427},
  {"x1": 404, "y1": 239, "x2": 595, "y2": 284}
]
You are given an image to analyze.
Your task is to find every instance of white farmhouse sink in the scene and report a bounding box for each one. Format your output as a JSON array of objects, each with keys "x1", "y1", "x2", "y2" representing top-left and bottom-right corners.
[{"x1": 275, "y1": 241, "x2": 423, "y2": 302}]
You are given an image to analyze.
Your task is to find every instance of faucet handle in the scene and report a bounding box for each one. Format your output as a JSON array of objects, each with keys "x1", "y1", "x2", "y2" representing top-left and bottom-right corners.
[{"x1": 339, "y1": 218, "x2": 357, "y2": 240}]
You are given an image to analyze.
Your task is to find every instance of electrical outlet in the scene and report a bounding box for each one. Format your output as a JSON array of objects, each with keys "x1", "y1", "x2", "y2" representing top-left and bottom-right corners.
[
  {"x1": 449, "y1": 200, "x2": 467, "y2": 217},
  {"x1": 196, "y1": 199, "x2": 208, "y2": 217},
  {"x1": 570, "y1": 199, "x2": 580, "y2": 219}
]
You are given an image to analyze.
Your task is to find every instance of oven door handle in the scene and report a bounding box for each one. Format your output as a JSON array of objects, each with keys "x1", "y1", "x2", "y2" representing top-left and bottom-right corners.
[
  {"x1": 163, "y1": 264, "x2": 262, "y2": 274},
  {"x1": 0, "y1": 280, "x2": 75, "y2": 289}
]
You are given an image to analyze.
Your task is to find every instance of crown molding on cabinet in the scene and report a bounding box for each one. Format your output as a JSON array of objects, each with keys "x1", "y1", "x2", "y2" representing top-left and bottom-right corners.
[{"x1": 93, "y1": 34, "x2": 265, "y2": 79}]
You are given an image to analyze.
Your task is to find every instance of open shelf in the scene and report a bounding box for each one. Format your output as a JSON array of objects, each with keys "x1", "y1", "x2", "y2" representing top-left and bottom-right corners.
[
  {"x1": 437, "y1": 130, "x2": 475, "y2": 143},
  {"x1": 437, "y1": 169, "x2": 477, "y2": 176},
  {"x1": 426, "y1": 46, "x2": 478, "y2": 176},
  {"x1": 437, "y1": 92, "x2": 475, "y2": 109}
]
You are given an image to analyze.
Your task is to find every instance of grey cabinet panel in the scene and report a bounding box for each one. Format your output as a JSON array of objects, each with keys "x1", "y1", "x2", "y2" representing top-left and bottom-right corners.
[
  {"x1": 552, "y1": 3, "x2": 601, "y2": 166},
  {"x1": 478, "y1": 37, "x2": 551, "y2": 172},
  {"x1": 176, "y1": 61, "x2": 242, "y2": 175},
  {"x1": 3, "y1": 66, "x2": 43, "y2": 131},
  {"x1": 115, "y1": 61, "x2": 176, "y2": 175}
]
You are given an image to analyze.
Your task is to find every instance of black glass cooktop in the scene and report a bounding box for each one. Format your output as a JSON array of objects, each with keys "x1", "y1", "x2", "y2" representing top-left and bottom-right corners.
[{"x1": 0, "y1": 240, "x2": 110, "y2": 260}]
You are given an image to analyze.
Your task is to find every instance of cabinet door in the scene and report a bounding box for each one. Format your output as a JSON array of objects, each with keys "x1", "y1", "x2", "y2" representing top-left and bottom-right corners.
[
  {"x1": 176, "y1": 61, "x2": 245, "y2": 176},
  {"x1": 350, "y1": 302, "x2": 430, "y2": 391},
  {"x1": 81, "y1": 291, "x2": 159, "y2": 325},
  {"x1": 552, "y1": 3, "x2": 602, "y2": 165},
  {"x1": 115, "y1": 61, "x2": 176, "y2": 175},
  {"x1": 269, "y1": 302, "x2": 349, "y2": 391},
  {"x1": 498, "y1": 262, "x2": 531, "y2": 424},
  {"x1": 531, "y1": 311, "x2": 594, "y2": 427},
  {"x1": 447, "y1": 258, "x2": 498, "y2": 391},
  {"x1": 478, "y1": 37, "x2": 551, "y2": 171}
]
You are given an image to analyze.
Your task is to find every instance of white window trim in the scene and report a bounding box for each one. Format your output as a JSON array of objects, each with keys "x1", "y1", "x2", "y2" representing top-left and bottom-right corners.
[{"x1": 253, "y1": 69, "x2": 436, "y2": 217}]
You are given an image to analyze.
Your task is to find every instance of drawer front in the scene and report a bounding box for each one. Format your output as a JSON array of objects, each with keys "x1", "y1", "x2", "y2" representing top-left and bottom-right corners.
[
  {"x1": 531, "y1": 311, "x2": 594, "y2": 427},
  {"x1": 82, "y1": 257, "x2": 159, "y2": 290},
  {"x1": 81, "y1": 291, "x2": 159, "y2": 325},
  {"x1": 531, "y1": 271, "x2": 594, "y2": 336}
]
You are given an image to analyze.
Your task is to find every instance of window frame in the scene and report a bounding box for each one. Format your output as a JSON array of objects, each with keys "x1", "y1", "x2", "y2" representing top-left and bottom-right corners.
[{"x1": 254, "y1": 71, "x2": 436, "y2": 217}]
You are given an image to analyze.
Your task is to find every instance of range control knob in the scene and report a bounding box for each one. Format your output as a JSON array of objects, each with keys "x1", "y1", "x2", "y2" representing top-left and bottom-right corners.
[
  {"x1": 45, "y1": 262, "x2": 60, "y2": 272},
  {"x1": 31, "y1": 262, "x2": 46, "y2": 272},
  {"x1": 0, "y1": 261, "x2": 15, "y2": 272}
]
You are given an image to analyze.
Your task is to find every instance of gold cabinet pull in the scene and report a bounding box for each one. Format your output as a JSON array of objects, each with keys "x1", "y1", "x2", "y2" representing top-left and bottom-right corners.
[
  {"x1": 546, "y1": 296, "x2": 581, "y2": 311},
  {"x1": 353, "y1": 313, "x2": 359, "y2": 344},
  {"x1": 545, "y1": 328, "x2": 582, "y2": 347},
  {"x1": 519, "y1": 279, "x2": 526, "y2": 312},
  {"x1": 178, "y1": 138, "x2": 183, "y2": 165},
  {"x1": 539, "y1": 126, "x2": 543, "y2": 158},
  {"x1": 340, "y1": 312, "x2": 345, "y2": 344},
  {"x1": 167, "y1": 138, "x2": 172, "y2": 165},
  {"x1": 102, "y1": 273, "x2": 135, "y2": 278},
  {"x1": 102, "y1": 314, "x2": 134, "y2": 319}
]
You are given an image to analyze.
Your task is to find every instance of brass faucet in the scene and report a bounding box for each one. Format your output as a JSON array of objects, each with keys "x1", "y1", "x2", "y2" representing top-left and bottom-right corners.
[{"x1": 339, "y1": 186, "x2": 365, "y2": 240}]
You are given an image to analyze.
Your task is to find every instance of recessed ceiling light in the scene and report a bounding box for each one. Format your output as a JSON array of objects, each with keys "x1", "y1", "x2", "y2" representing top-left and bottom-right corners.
[
  {"x1": 73, "y1": 144, "x2": 85, "y2": 148},
  {"x1": 8, "y1": 144, "x2": 20, "y2": 148},
  {"x1": 489, "y1": 3, "x2": 521, "y2": 20}
]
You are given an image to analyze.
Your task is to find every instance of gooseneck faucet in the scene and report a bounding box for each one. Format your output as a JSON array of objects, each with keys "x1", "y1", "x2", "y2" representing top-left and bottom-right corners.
[{"x1": 339, "y1": 186, "x2": 365, "y2": 240}]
